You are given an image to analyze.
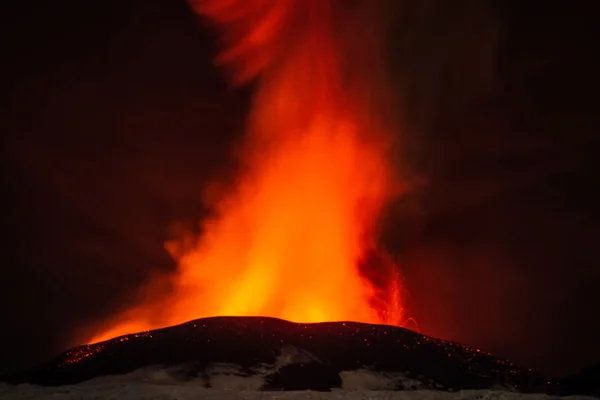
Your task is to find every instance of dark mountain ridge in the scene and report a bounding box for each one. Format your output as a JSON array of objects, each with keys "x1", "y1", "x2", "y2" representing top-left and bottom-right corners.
[{"x1": 5, "y1": 316, "x2": 594, "y2": 395}]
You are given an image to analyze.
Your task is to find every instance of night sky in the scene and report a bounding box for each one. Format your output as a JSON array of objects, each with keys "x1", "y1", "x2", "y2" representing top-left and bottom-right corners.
[{"x1": 2, "y1": 0, "x2": 598, "y2": 378}]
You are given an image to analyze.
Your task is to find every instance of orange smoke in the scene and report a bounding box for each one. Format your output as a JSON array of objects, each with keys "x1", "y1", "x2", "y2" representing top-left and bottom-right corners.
[{"x1": 91, "y1": 0, "x2": 405, "y2": 343}]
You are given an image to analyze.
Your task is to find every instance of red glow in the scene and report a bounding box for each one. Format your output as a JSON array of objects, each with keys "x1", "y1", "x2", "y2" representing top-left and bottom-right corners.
[{"x1": 91, "y1": 0, "x2": 405, "y2": 343}]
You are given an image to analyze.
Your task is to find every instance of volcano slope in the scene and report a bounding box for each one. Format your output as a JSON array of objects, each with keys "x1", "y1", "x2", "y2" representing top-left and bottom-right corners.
[{"x1": 0, "y1": 317, "x2": 584, "y2": 394}]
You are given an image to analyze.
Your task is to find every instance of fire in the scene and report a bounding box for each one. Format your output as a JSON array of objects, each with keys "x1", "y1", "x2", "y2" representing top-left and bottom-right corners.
[{"x1": 90, "y1": 0, "x2": 405, "y2": 343}]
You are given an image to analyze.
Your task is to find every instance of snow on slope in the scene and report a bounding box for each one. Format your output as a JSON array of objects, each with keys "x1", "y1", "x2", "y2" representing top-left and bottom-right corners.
[
  {"x1": 0, "y1": 369, "x2": 597, "y2": 400},
  {"x1": 1, "y1": 384, "x2": 596, "y2": 400}
]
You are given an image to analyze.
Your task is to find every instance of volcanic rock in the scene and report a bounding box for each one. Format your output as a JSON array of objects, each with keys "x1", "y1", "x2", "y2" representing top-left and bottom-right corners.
[{"x1": 0, "y1": 317, "x2": 588, "y2": 395}]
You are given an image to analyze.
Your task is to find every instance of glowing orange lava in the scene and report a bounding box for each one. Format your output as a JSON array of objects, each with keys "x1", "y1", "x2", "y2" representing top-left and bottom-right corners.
[{"x1": 91, "y1": 0, "x2": 405, "y2": 343}]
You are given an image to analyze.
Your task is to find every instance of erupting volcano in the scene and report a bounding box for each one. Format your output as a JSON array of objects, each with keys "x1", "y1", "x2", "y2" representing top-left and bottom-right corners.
[{"x1": 91, "y1": 0, "x2": 405, "y2": 343}]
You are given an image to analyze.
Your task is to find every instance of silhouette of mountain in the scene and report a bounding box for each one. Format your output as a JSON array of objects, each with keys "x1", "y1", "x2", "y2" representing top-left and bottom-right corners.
[
  {"x1": 4, "y1": 316, "x2": 579, "y2": 394},
  {"x1": 563, "y1": 363, "x2": 600, "y2": 397}
]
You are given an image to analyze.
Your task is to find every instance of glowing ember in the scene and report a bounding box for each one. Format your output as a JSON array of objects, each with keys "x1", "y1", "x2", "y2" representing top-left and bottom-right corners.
[{"x1": 91, "y1": 0, "x2": 405, "y2": 343}]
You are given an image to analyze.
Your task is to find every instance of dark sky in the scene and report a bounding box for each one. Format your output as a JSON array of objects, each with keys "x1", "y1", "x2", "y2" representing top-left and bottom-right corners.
[{"x1": 2, "y1": 0, "x2": 598, "y2": 378}]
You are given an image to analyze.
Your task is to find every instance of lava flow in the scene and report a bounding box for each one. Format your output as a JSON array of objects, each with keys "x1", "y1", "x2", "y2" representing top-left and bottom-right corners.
[{"x1": 90, "y1": 0, "x2": 405, "y2": 343}]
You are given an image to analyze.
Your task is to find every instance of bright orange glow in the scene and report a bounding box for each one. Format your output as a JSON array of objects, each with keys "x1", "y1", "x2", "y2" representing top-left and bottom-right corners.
[{"x1": 90, "y1": 0, "x2": 405, "y2": 343}]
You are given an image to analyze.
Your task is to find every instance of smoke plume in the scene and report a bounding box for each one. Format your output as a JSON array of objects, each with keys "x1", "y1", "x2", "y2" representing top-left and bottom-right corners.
[{"x1": 90, "y1": 0, "x2": 406, "y2": 342}]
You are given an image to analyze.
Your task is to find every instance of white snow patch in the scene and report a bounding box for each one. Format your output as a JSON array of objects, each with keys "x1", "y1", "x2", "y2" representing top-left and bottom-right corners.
[
  {"x1": 340, "y1": 369, "x2": 429, "y2": 390},
  {"x1": 205, "y1": 363, "x2": 264, "y2": 390},
  {"x1": 0, "y1": 382, "x2": 596, "y2": 400}
]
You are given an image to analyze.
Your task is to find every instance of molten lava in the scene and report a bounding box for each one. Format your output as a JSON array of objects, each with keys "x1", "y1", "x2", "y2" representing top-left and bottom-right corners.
[{"x1": 91, "y1": 0, "x2": 405, "y2": 343}]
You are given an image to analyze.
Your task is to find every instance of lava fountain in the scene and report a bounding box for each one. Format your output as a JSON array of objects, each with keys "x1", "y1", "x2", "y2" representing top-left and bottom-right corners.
[{"x1": 91, "y1": 0, "x2": 406, "y2": 343}]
